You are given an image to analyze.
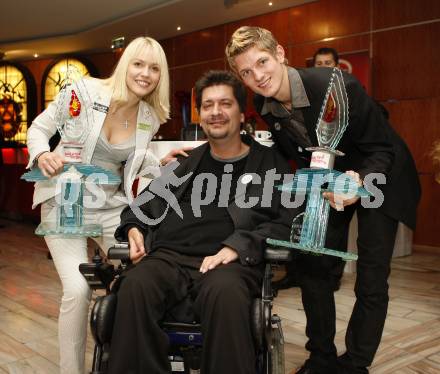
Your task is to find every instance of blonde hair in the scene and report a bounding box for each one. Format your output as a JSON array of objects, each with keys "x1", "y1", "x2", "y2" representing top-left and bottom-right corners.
[
  {"x1": 226, "y1": 26, "x2": 285, "y2": 71},
  {"x1": 105, "y1": 36, "x2": 170, "y2": 123}
]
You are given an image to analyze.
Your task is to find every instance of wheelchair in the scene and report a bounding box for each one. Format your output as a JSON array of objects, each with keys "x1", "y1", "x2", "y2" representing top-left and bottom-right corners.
[{"x1": 79, "y1": 243, "x2": 292, "y2": 374}]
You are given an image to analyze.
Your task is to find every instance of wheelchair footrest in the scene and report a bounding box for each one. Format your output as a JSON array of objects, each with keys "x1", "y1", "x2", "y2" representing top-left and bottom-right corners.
[{"x1": 163, "y1": 322, "x2": 203, "y2": 346}]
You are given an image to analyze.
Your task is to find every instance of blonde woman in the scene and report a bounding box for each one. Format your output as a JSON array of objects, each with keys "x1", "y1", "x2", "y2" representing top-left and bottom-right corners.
[{"x1": 27, "y1": 36, "x2": 178, "y2": 374}]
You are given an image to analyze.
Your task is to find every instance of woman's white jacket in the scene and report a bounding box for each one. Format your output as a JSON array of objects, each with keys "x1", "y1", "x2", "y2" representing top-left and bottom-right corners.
[{"x1": 26, "y1": 77, "x2": 160, "y2": 209}]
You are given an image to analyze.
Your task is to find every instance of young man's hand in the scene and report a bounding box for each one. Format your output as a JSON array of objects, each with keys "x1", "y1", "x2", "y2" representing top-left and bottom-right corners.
[
  {"x1": 127, "y1": 227, "x2": 147, "y2": 263},
  {"x1": 322, "y1": 170, "x2": 362, "y2": 211},
  {"x1": 199, "y1": 246, "x2": 238, "y2": 273}
]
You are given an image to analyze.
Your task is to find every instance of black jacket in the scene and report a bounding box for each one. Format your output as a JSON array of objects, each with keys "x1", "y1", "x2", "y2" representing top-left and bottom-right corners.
[
  {"x1": 115, "y1": 136, "x2": 295, "y2": 265},
  {"x1": 254, "y1": 67, "x2": 421, "y2": 229}
]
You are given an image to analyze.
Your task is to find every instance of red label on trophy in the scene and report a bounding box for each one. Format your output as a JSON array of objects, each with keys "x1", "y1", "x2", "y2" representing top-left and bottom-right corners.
[
  {"x1": 54, "y1": 65, "x2": 93, "y2": 163},
  {"x1": 69, "y1": 90, "x2": 81, "y2": 117},
  {"x1": 323, "y1": 93, "x2": 337, "y2": 123}
]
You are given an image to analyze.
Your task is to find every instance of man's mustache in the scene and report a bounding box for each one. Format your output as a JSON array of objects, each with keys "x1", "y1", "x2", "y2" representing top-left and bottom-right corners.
[{"x1": 207, "y1": 115, "x2": 228, "y2": 124}]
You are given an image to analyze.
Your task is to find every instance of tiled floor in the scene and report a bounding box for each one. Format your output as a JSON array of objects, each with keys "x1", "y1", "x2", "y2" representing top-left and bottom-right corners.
[{"x1": 0, "y1": 219, "x2": 439, "y2": 373}]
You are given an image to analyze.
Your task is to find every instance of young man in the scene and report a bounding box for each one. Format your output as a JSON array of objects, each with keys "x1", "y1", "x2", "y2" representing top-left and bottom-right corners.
[
  {"x1": 226, "y1": 26, "x2": 421, "y2": 374},
  {"x1": 313, "y1": 47, "x2": 339, "y2": 67},
  {"x1": 107, "y1": 70, "x2": 293, "y2": 374}
]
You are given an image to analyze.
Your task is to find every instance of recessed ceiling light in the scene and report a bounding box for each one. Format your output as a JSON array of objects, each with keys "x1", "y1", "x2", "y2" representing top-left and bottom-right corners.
[
  {"x1": 268, "y1": 2, "x2": 273, "y2": 6},
  {"x1": 177, "y1": 26, "x2": 181, "y2": 31},
  {"x1": 33, "y1": 53, "x2": 39, "y2": 58}
]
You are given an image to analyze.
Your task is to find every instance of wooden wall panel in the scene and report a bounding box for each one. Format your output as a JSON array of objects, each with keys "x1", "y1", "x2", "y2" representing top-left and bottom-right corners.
[
  {"x1": 287, "y1": 0, "x2": 370, "y2": 44},
  {"x1": 287, "y1": 34, "x2": 369, "y2": 67},
  {"x1": 382, "y1": 98, "x2": 440, "y2": 174},
  {"x1": 373, "y1": 0, "x2": 440, "y2": 29},
  {"x1": 225, "y1": 8, "x2": 290, "y2": 49},
  {"x1": 373, "y1": 23, "x2": 440, "y2": 100},
  {"x1": 413, "y1": 174, "x2": 440, "y2": 247},
  {"x1": 173, "y1": 25, "x2": 226, "y2": 66},
  {"x1": 87, "y1": 52, "x2": 118, "y2": 78},
  {"x1": 160, "y1": 38, "x2": 175, "y2": 68}
]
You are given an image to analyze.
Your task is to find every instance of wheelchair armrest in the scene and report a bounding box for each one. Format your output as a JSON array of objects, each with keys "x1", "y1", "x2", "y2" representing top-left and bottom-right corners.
[
  {"x1": 108, "y1": 242, "x2": 130, "y2": 261},
  {"x1": 79, "y1": 261, "x2": 115, "y2": 290},
  {"x1": 264, "y1": 247, "x2": 292, "y2": 262}
]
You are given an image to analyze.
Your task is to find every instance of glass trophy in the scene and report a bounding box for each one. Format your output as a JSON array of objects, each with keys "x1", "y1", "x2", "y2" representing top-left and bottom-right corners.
[
  {"x1": 22, "y1": 65, "x2": 121, "y2": 237},
  {"x1": 267, "y1": 68, "x2": 371, "y2": 261}
]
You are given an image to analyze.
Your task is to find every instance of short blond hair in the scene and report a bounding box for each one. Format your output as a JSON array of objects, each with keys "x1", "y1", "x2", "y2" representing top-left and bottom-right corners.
[
  {"x1": 105, "y1": 36, "x2": 170, "y2": 123},
  {"x1": 226, "y1": 26, "x2": 281, "y2": 71}
]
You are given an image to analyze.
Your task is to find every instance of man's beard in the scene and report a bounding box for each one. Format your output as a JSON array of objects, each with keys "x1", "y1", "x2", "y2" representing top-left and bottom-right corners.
[
  {"x1": 206, "y1": 128, "x2": 229, "y2": 139},
  {"x1": 205, "y1": 115, "x2": 230, "y2": 139}
]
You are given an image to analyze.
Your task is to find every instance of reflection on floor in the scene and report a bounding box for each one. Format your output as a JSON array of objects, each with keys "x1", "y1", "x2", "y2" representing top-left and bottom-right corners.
[{"x1": 0, "y1": 219, "x2": 439, "y2": 373}]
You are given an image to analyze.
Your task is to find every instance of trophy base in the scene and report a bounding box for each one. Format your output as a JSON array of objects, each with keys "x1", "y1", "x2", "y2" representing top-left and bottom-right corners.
[
  {"x1": 266, "y1": 238, "x2": 358, "y2": 261},
  {"x1": 276, "y1": 168, "x2": 371, "y2": 197},
  {"x1": 21, "y1": 164, "x2": 121, "y2": 184},
  {"x1": 35, "y1": 223, "x2": 102, "y2": 237}
]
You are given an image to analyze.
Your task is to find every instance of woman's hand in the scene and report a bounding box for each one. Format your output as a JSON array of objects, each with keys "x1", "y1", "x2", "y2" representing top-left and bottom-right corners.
[
  {"x1": 128, "y1": 227, "x2": 147, "y2": 263},
  {"x1": 160, "y1": 147, "x2": 193, "y2": 166},
  {"x1": 37, "y1": 152, "x2": 66, "y2": 178}
]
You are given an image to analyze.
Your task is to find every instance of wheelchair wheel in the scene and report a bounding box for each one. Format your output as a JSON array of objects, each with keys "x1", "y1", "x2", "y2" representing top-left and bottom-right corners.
[{"x1": 270, "y1": 326, "x2": 285, "y2": 374}]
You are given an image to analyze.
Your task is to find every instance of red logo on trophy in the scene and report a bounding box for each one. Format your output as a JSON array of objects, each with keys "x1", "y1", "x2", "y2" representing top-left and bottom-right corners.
[
  {"x1": 69, "y1": 90, "x2": 81, "y2": 117},
  {"x1": 323, "y1": 93, "x2": 337, "y2": 123}
]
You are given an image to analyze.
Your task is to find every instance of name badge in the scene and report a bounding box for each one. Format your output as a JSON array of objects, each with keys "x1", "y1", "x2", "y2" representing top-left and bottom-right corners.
[
  {"x1": 137, "y1": 123, "x2": 152, "y2": 131},
  {"x1": 93, "y1": 102, "x2": 109, "y2": 113},
  {"x1": 241, "y1": 174, "x2": 253, "y2": 184}
]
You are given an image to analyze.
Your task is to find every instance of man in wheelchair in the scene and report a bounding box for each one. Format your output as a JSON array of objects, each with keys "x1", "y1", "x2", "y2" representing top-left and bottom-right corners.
[{"x1": 106, "y1": 70, "x2": 295, "y2": 374}]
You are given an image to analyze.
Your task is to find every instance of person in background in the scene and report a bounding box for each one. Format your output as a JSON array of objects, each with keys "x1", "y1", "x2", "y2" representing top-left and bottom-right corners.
[
  {"x1": 313, "y1": 47, "x2": 339, "y2": 68},
  {"x1": 226, "y1": 26, "x2": 421, "y2": 374},
  {"x1": 26, "y1": 36, "x2": 183, "y2": 374}
]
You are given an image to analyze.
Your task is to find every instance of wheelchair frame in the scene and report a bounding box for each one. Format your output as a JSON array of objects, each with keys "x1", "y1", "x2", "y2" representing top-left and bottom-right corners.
[{"x1": 80, "y1": 244, "x2": 292, "y2": 374}]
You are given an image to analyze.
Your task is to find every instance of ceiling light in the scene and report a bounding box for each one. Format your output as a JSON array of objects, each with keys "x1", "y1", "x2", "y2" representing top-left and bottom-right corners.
[
  {"x1": 111, "y1": 36, "x2": 125, "y2": 50},
  {"x1": 268, "y1": 2, "x2": 273, "y2": 5},
  {"x1": 33, "y1": 53, "x2": 39, "y2": 58},
  {"x1": 177, "y1": 26, "x2": 181, "y2": 31}
]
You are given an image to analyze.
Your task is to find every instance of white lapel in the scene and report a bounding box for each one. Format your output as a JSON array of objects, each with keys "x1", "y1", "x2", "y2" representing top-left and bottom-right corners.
[
  {"x1": 82, "y1": 79, "x2": 112, "y2": 164},
  {"x1": 124, "y1": 100, "x2": 160, "y2": 202}
]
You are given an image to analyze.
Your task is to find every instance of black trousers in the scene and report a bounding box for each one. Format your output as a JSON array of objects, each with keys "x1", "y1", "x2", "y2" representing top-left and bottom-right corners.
[
  {"x1": 297, "y1": 205, "x2": 398, "y2": 373},
  {"x1": 107, "y1": 248, "x2": 263, "y2": 374}
]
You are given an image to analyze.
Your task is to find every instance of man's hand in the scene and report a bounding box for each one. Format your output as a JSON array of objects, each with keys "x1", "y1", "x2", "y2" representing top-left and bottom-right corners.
[
  {"x1": 127, "y1": 227, "x2": 147, "y2": 263},
  {"x1": 200, "y1": 246, "x2": 238, "y2": 273},
  {"x1": 322, "y1": 170, "x2": 362, "y2": 211},
  {"x1": 37, "y1": 151, "x2": 66, "y2": 178},
  {"x1": 160, "y1": 147, "x2": 193, "y2": 166}
]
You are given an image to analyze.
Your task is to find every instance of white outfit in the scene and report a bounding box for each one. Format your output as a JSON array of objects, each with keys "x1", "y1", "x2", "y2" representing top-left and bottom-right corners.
[{"x1": 26, "y1": 77, "x2": 161, "y2": 374}]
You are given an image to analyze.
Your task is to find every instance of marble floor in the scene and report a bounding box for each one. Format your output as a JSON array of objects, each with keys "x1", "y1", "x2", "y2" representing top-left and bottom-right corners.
[{"x1": 0, "y1": 218, "x2": 439, "y2": 373}]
